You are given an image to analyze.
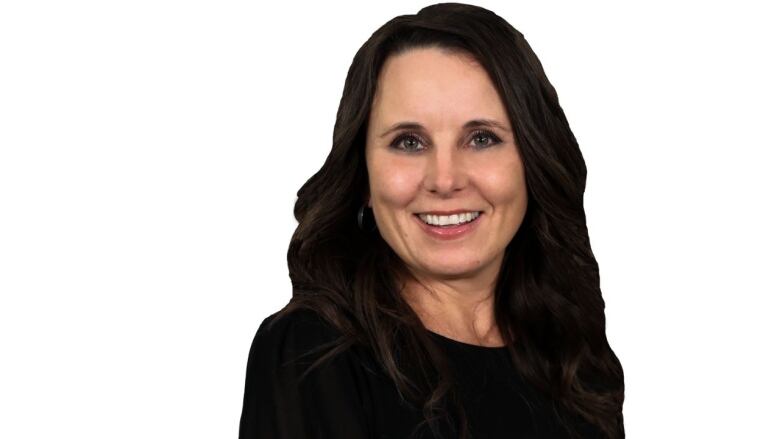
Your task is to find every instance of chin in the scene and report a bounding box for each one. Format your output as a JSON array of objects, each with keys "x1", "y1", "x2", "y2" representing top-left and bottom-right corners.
[{"x1": 423, "y1": 260, "x2": 483, "y2": 278}]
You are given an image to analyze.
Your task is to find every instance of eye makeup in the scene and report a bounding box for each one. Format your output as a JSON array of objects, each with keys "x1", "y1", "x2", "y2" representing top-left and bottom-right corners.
[{"x1": 390, "y1": 129, "x2": 503, "y2": 152}]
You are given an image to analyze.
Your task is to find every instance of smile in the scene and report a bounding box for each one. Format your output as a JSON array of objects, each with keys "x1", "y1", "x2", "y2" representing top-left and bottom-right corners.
[
  {"x1": 413, "y1": 211, "x2": 484, "y2": 240},
  {"x1": 415, "y1": 211, "x2": 481, "y2": 226}
]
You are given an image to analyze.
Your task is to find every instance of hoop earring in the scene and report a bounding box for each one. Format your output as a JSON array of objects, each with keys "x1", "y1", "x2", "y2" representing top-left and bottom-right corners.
[{"x1": 357, "y1": 204, "x2": 377, "y2": 232}]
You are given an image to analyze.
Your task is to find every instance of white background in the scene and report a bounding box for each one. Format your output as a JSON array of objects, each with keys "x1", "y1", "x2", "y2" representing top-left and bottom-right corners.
[{"x1": 1, "y1": 1, "x2": 778, "y2": 437}]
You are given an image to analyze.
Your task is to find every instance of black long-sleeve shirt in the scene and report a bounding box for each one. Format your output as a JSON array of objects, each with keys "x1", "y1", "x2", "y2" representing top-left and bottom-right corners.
[{"x1": 239, "y1": 308, "x2": 603, "y2": 438}]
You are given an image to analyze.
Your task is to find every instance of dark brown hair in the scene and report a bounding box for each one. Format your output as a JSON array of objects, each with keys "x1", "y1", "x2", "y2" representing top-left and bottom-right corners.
[{"x1": 271, "y1": 3, "x2": 624, "y2": 438}]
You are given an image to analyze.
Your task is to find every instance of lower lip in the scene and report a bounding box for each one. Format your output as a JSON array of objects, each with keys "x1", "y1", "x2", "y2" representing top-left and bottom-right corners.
[{"x1": 414, "y1": 213, "x2": 483, "y2": 240}]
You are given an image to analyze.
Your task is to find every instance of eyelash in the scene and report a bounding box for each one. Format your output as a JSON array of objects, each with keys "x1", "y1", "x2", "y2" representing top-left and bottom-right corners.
[{"x1": 390, "y1": 129, "x2": 503, "y2": 152}]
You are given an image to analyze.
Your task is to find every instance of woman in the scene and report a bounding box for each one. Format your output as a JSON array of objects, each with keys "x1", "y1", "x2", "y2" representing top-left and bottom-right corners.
[{"x1": 239, "y1": 3, "x2": 624, "y2": 439}]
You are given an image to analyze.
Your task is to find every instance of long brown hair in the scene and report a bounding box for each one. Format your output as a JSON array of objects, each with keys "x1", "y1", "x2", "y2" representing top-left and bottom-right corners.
[{"x1": 271, "y1": 3, "x2": 624, "y2": 438}]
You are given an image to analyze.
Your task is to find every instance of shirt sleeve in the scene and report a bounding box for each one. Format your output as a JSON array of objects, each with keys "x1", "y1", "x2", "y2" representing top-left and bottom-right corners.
[{"x1": 238, "y1": 309, "x2": 373, "y2": 439}]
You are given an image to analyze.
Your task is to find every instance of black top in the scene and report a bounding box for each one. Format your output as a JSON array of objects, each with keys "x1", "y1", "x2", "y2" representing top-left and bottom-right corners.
[{"x1": 239, "y1": 308, "x2": 603, "y2": 439}]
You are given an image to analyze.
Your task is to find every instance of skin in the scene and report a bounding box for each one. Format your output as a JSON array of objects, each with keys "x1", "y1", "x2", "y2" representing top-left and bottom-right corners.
[{"x1": 365, "y1": 47, "x2": 528, "y2": 347}]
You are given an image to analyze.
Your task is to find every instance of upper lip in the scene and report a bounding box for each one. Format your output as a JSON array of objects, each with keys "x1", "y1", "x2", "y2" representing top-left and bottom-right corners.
[{"x1": 416, "y1": 209, "x2": 482, "y2": 215}]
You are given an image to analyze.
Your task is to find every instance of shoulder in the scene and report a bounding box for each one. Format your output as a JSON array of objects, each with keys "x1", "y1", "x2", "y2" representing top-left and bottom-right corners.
[
  {"x1": 256, "y1": 307, "x2": 338, "y2": 343},
  {"x1": 250, "y1": 307, "x2": 342, "y2": 362},
  {"x1": 246, "y1": 305, "x2": 385, "y2": 387},
  {"x1": 240, "y1": 307, "x2": 377, "y2": 437},
  {"x1": 246, "y1": 306, "x2": 374, "y2": 382}
]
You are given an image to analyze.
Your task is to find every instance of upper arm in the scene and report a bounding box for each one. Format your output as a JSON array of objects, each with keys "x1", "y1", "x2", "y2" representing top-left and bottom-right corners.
[{"x1": 238, "y1": 309, "x2": 373, "y2": 439}]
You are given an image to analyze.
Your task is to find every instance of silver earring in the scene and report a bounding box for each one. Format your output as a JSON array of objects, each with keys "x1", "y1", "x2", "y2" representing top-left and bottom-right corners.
[{"x1": 357, "y1": 204, "x2": 377, "y2": 232}]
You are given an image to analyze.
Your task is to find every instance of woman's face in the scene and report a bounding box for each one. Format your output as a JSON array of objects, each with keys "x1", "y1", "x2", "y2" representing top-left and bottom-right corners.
[{"x1": 365, "y1": 47, "x2": 528, "y2": 284}]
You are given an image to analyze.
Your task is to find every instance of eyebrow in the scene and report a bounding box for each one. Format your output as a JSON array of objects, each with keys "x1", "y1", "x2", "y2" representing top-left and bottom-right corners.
[{"x1": 378, "y1": 118, "x2": 511, "y2": 138}]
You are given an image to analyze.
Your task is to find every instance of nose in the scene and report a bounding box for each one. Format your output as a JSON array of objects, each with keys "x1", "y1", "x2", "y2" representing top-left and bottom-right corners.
[{"x1": 423, "y1": 145, "x2": 467, "y2": 196}]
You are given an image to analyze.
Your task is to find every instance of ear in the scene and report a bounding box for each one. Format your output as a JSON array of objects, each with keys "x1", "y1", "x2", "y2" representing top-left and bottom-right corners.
[{"x1": 367, "y1": 196, "x2": 372, "y2": 208}]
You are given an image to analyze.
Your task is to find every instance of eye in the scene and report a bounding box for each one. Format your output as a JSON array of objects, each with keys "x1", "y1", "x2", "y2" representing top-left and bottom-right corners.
[
  {"x1": 389, "y1": 129, "x2": 503, "y2": 152},
  {"x1": 390, "y1": 132, "x2": 426, "y2": 152},
  {"x1": 469, "y1": 129, "x2": 503, "y2": 149}
]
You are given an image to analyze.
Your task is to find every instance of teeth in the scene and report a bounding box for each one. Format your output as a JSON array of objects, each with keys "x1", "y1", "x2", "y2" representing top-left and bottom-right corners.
[{"x1": 418, "y1": 211, "x2": 480, "y2": 226}]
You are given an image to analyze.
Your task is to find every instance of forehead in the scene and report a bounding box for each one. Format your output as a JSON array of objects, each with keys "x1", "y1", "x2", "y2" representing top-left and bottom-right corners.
[{"x1": 370, "y1": 48, "x2": 508, "y2": 123}]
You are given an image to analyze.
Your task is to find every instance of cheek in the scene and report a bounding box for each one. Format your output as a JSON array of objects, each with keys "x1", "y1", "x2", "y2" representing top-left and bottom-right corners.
[
  {"x1": 480, "y1": 160, "x2": 527, "y2": 206},
  {"x1": 368, "y1": 157, "x2": 421, "y2": 208}
]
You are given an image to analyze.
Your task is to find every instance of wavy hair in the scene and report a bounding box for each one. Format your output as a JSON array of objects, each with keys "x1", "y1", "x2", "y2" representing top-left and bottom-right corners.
[{"x1": 271, "y1": 3, "x2": 624, "y2": 438}]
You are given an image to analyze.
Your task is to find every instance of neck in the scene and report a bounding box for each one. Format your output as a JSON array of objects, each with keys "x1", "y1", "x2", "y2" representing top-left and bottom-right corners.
[{"x1": 399, "y1": 267, "x2": 504, "y2": 346}]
